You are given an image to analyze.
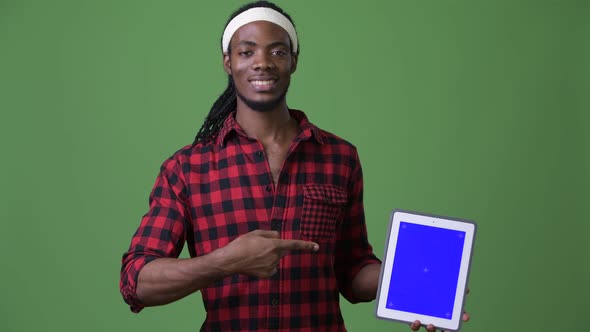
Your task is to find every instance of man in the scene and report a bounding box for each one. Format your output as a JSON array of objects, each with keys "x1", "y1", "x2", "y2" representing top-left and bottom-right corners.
[{"x1": 120, "y1": 1, "x2": 469, "y2": 331}]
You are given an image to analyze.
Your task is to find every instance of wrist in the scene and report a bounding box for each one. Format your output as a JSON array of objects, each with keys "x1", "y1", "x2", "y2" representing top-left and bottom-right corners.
[{"x1": 207, "y1": 246, "x2": 240, "y2": 277}]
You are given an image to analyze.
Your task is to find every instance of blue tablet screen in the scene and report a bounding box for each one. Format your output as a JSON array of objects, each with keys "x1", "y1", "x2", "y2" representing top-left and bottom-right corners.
[{"x1": 385, "y1": 222, "x2": 466, "y2": 319}]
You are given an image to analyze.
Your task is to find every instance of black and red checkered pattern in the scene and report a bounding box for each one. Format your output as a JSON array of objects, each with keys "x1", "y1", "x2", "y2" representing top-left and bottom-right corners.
[{"x1": 120, "y1": 110, "x2": 380, "y2": 331}]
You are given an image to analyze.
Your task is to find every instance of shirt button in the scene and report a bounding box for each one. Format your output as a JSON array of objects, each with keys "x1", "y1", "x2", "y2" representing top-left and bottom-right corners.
[
  {"x1": 256, "y1": 151, "x2": 263, "y2": 157},
  {"x1": 271, "y1": 299, "x2": 279, "y2": 306},
  {"x1": 266, "y1": 185, "x2": 272, "y2": 192}
]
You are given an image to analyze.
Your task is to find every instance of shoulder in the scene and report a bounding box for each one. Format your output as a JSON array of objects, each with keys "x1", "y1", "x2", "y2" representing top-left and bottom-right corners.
[
  {"x1": 160, "y1": 141, "x2": 216, "y2": 173},
  {"x1": 303, "y1": 125, "x2": 363, "y2": 175},
  {"x1": 293, "y1": 109, "x2": 358, "y2": 152},
  {"x1": 319, "y1": 128, "x2": 357, "y2": 150},
  {"x1": 313, "y1": 125, "x2": 360, "y2": 161}
]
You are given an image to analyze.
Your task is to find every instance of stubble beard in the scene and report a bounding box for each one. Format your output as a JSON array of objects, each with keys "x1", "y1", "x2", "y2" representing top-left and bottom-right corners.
[{"x1": 236, "y1": 82, "x2": 290, "y2": 112}]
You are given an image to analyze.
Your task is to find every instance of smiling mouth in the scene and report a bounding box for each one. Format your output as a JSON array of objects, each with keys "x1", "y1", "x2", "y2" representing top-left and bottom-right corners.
[{"x1": 251, "y1": 80, "x2": 276, "y2": 86}]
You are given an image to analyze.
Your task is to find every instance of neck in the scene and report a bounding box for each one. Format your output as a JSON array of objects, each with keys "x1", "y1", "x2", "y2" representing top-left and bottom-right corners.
[{"x1": 235, "y1": 102, "x2": 295, "y2": 141}]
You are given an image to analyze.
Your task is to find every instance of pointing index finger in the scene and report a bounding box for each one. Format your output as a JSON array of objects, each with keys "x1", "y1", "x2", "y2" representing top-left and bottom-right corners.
[{"x1": 274, "y1": 239, "x2": 319, "y2": 252}]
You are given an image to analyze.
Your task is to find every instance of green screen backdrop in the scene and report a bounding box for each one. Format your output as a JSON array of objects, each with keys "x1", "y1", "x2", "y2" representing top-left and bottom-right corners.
[{"x1": 1, "y1": 1, "x2": 588, "y2": 331}]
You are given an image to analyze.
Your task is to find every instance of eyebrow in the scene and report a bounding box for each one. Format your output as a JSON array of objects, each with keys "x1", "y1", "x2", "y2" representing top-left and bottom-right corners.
[{"x1": 238, "y1": 40, "x2": 290, "y2": 49}]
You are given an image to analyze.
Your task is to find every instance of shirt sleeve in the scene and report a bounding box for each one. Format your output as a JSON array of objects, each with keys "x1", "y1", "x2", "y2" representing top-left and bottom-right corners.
[
  {"x1": 120, "y1": 156, "x2": 189, "y2": 313},
  {"x1": 334, "y1": 149, "x2": 381, "y2": 303}
]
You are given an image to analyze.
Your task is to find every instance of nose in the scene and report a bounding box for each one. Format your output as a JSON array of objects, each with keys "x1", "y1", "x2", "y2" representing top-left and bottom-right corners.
[{"x1": 252, "y1": 52, "x2": 275, "y2": 71}]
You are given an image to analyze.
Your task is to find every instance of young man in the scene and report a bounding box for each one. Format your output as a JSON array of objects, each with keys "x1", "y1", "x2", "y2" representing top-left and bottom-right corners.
[{"x1": 120, "y1": 2, "x2": 468, "y2": 331}]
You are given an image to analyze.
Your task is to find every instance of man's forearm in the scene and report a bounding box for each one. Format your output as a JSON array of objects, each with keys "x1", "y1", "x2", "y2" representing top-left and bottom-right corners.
[
  {"x1": 136, "y1": 249, "x2": 231, "y2": 307},
  {"x1": 350, "y1": 263, "x2": 381, "y2": 302}
]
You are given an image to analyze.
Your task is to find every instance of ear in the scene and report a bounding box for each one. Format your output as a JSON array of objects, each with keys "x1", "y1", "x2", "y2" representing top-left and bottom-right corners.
[
  {"x1": 223, "y1": 52, "x2": 232, "y2": 75},
  {"x1": 290, "y1": 53, "x2": 298, "y2": 74}
]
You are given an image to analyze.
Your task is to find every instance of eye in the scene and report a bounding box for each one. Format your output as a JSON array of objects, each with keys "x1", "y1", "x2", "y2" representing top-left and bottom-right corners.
[
  {"x1": 238, "y1": 50, "x2": 253, "y2": 57},
  {"x1": 272, "y1": 50, "x2": 288, "y2": 56}
]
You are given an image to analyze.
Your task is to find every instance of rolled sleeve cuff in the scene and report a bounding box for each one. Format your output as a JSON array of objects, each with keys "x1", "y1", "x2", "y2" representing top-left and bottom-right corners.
[{"x1": 120, "y1": 255, "x2": 159, "y2": 313}]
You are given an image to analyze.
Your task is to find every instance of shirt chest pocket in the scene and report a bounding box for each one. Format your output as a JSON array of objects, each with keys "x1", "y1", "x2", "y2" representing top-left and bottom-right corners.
[{"x1": 300, "y1": 184, "x2": 349, "y2": 242}]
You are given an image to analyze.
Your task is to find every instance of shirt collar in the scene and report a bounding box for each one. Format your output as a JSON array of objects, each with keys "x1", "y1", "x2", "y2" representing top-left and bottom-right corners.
[{"x1": 216, "y1": 109, "x2": 325, "y2": 147}]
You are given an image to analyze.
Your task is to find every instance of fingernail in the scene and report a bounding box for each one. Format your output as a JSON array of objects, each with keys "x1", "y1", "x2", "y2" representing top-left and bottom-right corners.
[{"x1": 313, "y1": 244, "x2": 319, "y2": 251}]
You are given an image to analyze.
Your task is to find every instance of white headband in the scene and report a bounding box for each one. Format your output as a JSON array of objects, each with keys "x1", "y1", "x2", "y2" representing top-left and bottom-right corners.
[{"x1": 222, "y1": 7, "x2": 298, "y2": 53}]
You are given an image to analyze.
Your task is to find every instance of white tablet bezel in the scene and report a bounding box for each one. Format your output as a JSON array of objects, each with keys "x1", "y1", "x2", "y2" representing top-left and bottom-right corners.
[{"x1": 375, "y1": 209, "x2": 476, "y2": 331}]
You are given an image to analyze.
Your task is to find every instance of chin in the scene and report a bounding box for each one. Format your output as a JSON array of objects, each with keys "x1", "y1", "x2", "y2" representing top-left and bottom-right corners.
[{"x1": 237, "y1": 91, "x2": 287, "y2": 112}]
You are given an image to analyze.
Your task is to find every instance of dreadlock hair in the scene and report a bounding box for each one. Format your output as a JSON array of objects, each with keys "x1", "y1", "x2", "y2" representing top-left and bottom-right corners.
[{"x1": 193, "y1": 1, "x2": 299, "y2": 144}]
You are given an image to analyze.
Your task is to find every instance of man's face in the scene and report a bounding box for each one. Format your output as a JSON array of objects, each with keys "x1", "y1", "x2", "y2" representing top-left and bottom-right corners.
[{"x1": 224, "y1": 21, "x2": 297, "y2": 112}]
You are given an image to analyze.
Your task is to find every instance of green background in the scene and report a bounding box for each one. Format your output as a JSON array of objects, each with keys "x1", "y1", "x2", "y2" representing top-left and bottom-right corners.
[{"x1": 1, "y1": 0, "x2": 588, "y2": 331}]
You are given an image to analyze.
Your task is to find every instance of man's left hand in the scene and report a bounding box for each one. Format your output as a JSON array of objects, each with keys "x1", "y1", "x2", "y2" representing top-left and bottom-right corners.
[
  {"x1": 408, "y1": 288, "x2": 471, "y2": 332},
  {"x1": 408, "y1": 311, "x2": 470, "y2": 332}
]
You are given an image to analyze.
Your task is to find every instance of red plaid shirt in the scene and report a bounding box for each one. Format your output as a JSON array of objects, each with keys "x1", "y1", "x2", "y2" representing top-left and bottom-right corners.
[{"x1": 120, "y1": 109, "x2": 380, "y2": 331}]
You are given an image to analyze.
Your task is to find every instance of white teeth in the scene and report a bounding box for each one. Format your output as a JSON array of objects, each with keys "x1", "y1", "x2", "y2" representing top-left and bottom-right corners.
[{"x1": 252, "y1": 80, "x2": 274, "y2": 86}]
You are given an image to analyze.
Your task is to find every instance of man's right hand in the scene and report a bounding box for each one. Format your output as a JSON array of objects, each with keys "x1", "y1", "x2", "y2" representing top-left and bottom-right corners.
[{"x1": 219, "y1": 229, "x2": 320, "y2": 278}]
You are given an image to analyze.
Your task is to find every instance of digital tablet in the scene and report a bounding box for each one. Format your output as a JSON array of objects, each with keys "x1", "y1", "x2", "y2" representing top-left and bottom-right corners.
[{"x1": 375, "y1": 209, "x2": 476, "y2": 331}]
